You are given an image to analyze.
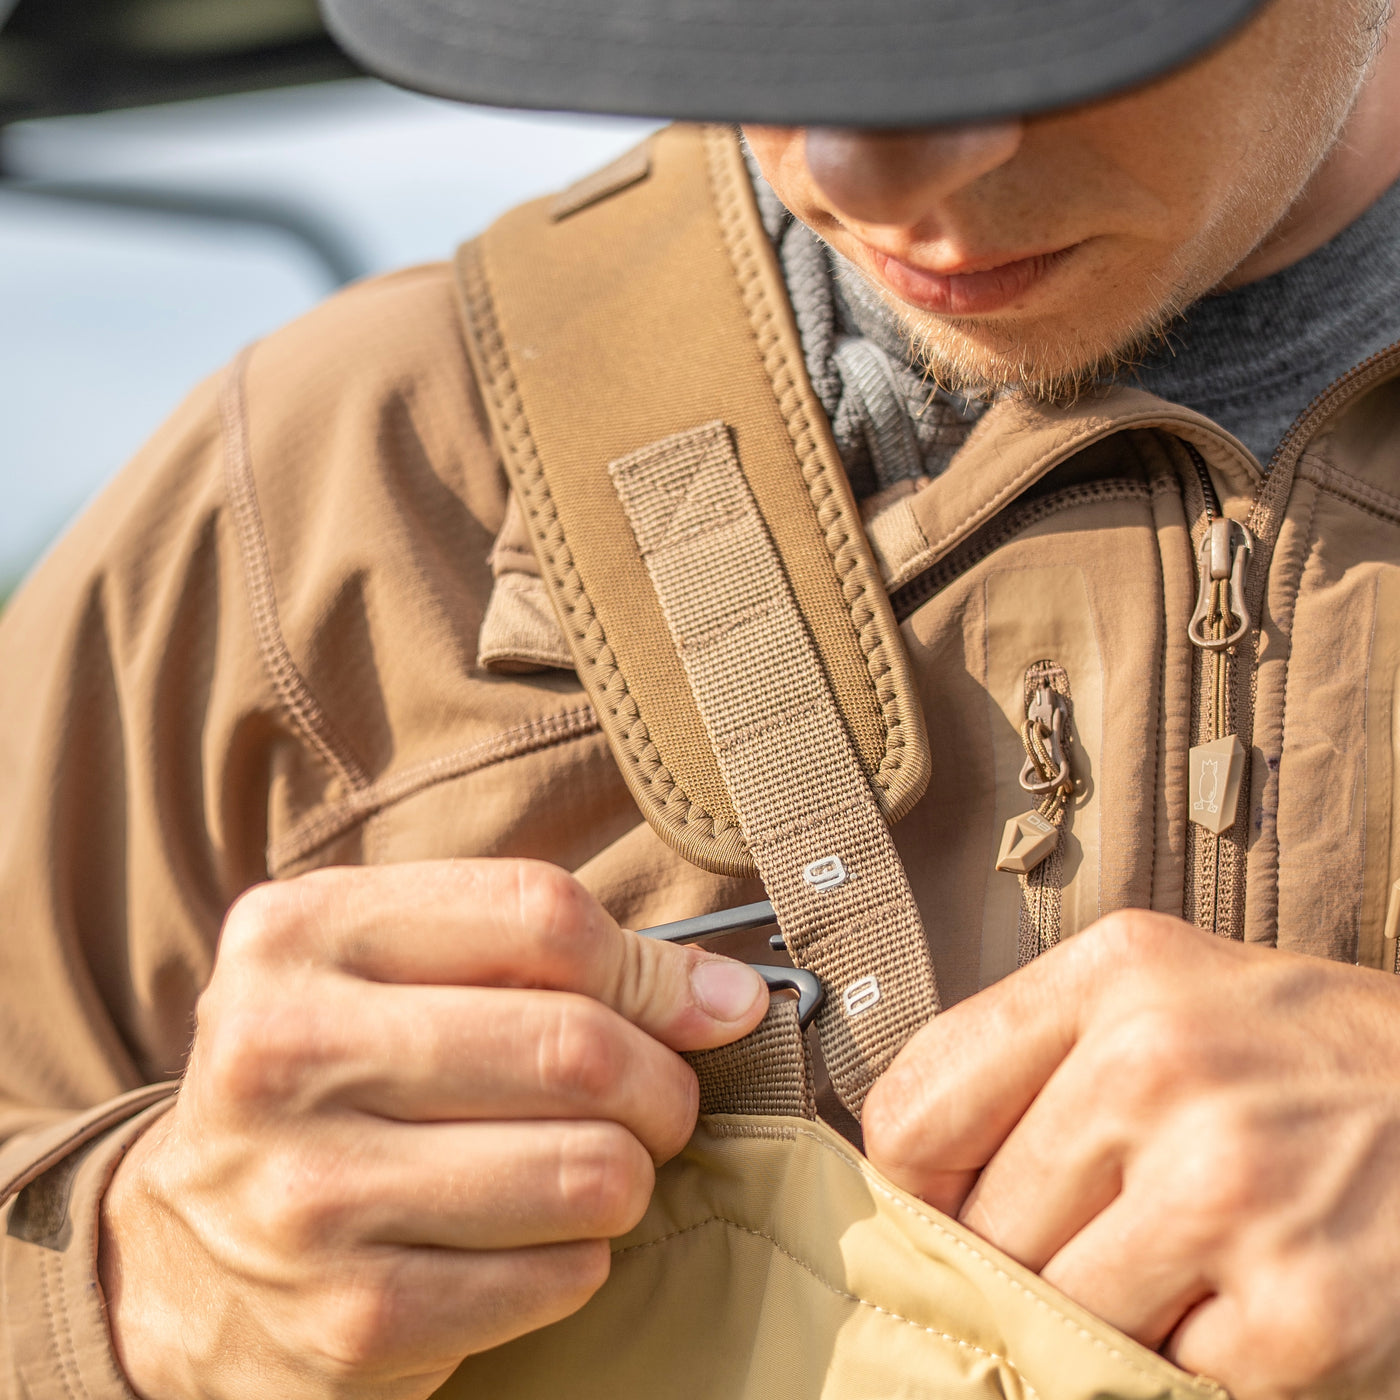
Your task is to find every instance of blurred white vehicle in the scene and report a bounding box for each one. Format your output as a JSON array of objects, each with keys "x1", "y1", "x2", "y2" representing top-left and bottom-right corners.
[{"x1": 0, "y1": 76, "x2": 653, "y2": 588}]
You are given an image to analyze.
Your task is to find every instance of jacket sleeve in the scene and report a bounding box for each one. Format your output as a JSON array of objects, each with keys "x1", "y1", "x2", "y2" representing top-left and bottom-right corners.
[{"x1": 0, "y1": 369, "x2": 285, "y2": 1397}]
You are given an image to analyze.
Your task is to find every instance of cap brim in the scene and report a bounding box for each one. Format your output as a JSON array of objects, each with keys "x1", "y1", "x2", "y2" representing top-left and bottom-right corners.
[{"x1": 320, "y1": 0, "x2": 1266, "y2": 127}]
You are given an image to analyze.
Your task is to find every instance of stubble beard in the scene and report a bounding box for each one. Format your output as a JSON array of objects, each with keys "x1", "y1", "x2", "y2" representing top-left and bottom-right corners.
[{"x1": 878, "y1": 1, "x2": 1390, "y2": 407}]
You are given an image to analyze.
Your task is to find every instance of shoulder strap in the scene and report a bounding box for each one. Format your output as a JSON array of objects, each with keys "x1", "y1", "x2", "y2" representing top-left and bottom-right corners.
[
  {"x1": 454, "y1": 124, "x2": 929, "y2": 878},
  {"x1": 454, "y1": 125, "x2": 938, "y2": 1113}
]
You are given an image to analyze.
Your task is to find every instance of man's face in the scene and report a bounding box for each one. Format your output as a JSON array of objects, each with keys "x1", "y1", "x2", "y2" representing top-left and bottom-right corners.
[{"x1": 745, "y1": 0, "x2": 1387, "y2": 399}]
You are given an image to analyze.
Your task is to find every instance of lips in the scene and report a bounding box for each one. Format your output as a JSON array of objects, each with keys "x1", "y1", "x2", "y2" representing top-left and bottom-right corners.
[{"x1": 866, "y1": 245, "x2": 1076, "y2": 316}]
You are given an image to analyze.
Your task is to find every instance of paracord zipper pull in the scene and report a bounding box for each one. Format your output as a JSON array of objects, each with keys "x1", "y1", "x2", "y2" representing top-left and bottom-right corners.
[{"x1": 997, "y1": 682, "x2": 1075, "y2": 874}]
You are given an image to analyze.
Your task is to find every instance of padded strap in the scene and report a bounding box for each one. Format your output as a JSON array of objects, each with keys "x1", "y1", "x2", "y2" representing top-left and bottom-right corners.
[{"x1": 611, "y1": 422, "x2": 939, "y2": 1114}]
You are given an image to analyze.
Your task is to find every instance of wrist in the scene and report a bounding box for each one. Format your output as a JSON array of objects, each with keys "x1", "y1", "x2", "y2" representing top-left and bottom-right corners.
[{"x1": 99, "y1": 1117, "x2": 204, "y2": 1400}]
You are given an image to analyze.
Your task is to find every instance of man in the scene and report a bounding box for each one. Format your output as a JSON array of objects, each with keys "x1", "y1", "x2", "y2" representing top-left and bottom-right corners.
[{"x1": 4, "y1": 0, "x2": 1400, "y2": 1395}]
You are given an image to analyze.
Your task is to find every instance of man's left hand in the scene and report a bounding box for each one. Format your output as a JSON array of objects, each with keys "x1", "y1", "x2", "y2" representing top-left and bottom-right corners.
[{"x1": 862, "y1": 912, "x2": 1400, "y2": 1399}]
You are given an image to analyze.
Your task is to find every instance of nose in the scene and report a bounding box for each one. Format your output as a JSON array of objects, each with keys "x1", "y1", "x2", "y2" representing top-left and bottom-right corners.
[{"x1": 803, "y1": 124, "x2": 1024, "y2": 226}]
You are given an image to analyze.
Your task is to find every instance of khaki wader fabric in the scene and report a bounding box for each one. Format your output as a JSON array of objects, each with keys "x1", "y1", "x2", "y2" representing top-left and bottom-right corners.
[
  {"x1": 445, "y1": 1117, "x2": 1223, "y2": 1400},
  {"x1": 448, "y1": 124, "x2": 1225, "y2": 1398}
]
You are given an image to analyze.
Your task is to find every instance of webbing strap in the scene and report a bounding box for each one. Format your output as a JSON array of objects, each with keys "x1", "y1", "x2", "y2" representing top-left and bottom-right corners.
[
  {"x1": 689, "y1": 998, "x2": 816, "y2": 1118},
  {"x1": 610, "y1": 421, "x2": 941, "y2": 1114}
]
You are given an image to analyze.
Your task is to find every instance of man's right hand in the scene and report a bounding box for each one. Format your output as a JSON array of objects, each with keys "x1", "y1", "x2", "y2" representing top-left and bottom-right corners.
[{"x1": 97, "y1": 860, "x2": 768, "y2": 1400}]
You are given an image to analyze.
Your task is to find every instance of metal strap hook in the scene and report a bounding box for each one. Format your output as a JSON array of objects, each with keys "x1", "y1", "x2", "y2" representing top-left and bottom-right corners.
[{"x1": 637, "y1": 900, "x2": 825, "y2": 1028}]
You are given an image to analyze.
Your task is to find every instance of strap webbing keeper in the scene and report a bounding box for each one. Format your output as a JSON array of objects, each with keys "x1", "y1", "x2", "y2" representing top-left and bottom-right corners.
[{"x1": 610, "y1": 421, "x2": 940, "y2": 1115}]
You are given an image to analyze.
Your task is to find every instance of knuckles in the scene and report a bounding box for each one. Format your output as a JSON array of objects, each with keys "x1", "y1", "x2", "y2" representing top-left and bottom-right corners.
[
  {"x1": 509, "y1": 861, "x2": 605, "y2": 974},
  {"x1": 533, "y1": 997, "x2": 630, "y2": 1109},
  {"x1": 310, "y1": 1258, "x2": 437, "y2": 1384},
  {"x1": 218, "y1": 878, "x2": 320, "y2": 965},
  {"x1": 551, "y1": 1121, "x2": 656, "y2": 1238},
  {"x1": 241, "y1": 1141, "x2": 365, "y2": 1254},
  {"x1": 1083, "y1": 1003, "x2": 1219, "y2": 1110},
  {"x1": 1070, "y1": 908, "x2": 1204, "y2": 983},
  {"x1": 1209, "y1": 1259, "x2": 1380, "y2": 1398},
  {"x1": 191, "y1": 981, "x2": 335, "y2": 1114}
]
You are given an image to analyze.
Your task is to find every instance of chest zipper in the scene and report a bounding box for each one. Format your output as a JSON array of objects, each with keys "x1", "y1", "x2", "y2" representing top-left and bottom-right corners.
[
  {"x1": 1183, "y1": 445, "x2": 1254, "y2": 936},
  {"x1": 1177, "y1": 342, "x2": 1400, "y2": 939}
]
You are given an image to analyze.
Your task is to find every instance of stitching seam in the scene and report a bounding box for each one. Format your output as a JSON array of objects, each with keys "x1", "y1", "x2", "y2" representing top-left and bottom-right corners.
[
  {"x1": 713, "y1": 698, "x2": 826, "y2": 754},
  {"x1": 267, "y1": 705, "x2": 601, "y2": 870},
  {"x1": 40, "y1": 1252, "x2": 83, "y2": 1400},
  {"x1": 613, "y1": 1215, "x2": 1041, "y2": 1398},
  {"x1": 1301, "y1": 461, "x2": 1400, "y2": 525},
  {"x1": 727, "y1": 1124, "x2": 1220, "y2": 1393},
  {"x1": 219, "y1": 351, "x2": 368, "y2": 795}
]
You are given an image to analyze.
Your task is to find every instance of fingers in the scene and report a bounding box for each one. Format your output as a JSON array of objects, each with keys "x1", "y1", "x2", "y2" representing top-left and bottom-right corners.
[
  {"x1": 221, "y1": 861, "x2": 769, "y2": 1053},
  {"x1": 295, "y1": 1238, "x2": 612, "y2": 1380},
  {"x1": 269, "y1": 1119, "x2": 657, "y2": 1253},
  {"x1": 861, "y1": 936, "x2": 1088, "y2": 1209},
  {"x1": 305, "y1": 983, "x2": 701, "y2": 1162},
  {"x1": 956, "y1": 1111, "x2": 1123, "y2": 1273},
  {"x1": 1038, "y1": 1187, "x2": 1212, "y2": 1349},
  {"x1": 862, "y1": 912, "x2": 1203, "y2": 1211}
]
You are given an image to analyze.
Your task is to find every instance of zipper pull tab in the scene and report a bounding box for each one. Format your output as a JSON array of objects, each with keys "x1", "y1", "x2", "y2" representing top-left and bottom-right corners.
[
  {"x1": 1188, "y1": 517, "x2": 1254, "y2": 652},
  {"x1": 1190, "y1": 734, "x2": 1247, "y2": 835},
  {"x1": 1017, "y1": 684, "x2": 1071, "y2": 794},
  {"x1": 1187, "y1": 516, "x2": 1254, "y2": 835}
]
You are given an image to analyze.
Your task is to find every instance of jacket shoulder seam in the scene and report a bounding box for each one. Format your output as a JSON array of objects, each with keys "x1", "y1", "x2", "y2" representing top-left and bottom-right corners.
[{"x1": 219, "y1": 349, "x2": 370, "y2": 795}]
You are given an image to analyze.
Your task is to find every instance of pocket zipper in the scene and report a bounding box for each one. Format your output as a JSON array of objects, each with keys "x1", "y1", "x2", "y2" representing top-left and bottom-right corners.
[{"x1": 997, "y1": 660, "x2": 1076, "y2": 964}]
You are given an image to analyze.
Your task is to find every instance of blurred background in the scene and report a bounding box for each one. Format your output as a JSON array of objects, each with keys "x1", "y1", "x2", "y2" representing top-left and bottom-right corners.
[{"x1": 0, "y1": 0, "x2": 656, "y2": 594}]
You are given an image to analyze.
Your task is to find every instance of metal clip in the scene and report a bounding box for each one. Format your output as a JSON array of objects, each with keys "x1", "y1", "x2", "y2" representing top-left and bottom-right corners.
[
  {"x1": 637, "y1": 900, "x2": 825, "y2": 1028},
  {"x1": 1188, "y1": 517, "x2": 1254, "y2": 652},
  {"x1": 1018, "y1": 685, "x2": 1071, "y2": 794}
]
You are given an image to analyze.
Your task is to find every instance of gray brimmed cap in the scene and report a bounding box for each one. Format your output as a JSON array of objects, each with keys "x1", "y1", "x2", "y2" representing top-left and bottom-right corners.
[{"x1": 320, "y1": 0, "x2": 1269, "y2": 127}]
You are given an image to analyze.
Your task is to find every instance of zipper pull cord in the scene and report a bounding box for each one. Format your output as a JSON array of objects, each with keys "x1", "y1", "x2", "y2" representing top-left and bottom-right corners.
[
  {"x1": 1019, "y1": 685, "x2": 1076, "y2": 822},
  {"x1": 1188, "y1": 515, "x2": 1255, "y2": 733}
]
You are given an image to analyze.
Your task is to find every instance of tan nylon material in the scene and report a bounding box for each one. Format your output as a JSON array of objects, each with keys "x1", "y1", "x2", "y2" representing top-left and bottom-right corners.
[
  {"x1": 611, "y1": 421, "x2": 940, "y2": 1113},
  {"x1": 442, "y1": 1117, "x2": 1225, "y2": 1400},
  {"x1": 689, "y1": 998, "x2": 817, "y2": 1118}
]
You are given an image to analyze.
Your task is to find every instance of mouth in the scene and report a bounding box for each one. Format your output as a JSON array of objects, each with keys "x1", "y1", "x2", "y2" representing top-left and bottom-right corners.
[{"x1": 862, "y1": 243, "x2": 1080, "y2": 317}]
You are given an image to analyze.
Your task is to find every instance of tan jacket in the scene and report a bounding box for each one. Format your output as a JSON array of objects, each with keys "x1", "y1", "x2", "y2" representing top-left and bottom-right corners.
[{"x1": 4, "y1": 124, "x2": 1400, "y2": 1394}]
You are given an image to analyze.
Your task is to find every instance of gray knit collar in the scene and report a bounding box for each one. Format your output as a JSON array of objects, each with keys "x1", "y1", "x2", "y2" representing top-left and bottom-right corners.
[
  {"x1": 1129, "y1": 174, "x2": 1400, "y2": 463},
  {"x1": 746, "y1": 148, "x2": 987, "y2": 499}
]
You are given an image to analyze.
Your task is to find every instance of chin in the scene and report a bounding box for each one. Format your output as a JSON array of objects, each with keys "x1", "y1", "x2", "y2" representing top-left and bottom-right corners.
[{"x1": 892, "y1": 278, "x2": 1191, "y2": 402}]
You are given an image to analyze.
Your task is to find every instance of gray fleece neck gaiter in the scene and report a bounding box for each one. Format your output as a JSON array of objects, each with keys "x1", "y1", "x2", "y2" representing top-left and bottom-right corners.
[{"x1": 751, "y1": 154, "x2": 1400, "y2": 492}]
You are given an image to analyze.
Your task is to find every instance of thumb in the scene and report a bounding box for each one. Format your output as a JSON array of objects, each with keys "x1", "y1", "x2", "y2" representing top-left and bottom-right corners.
[{"x1": 599, "y1": 931, "x2": 770, "y2": 1053}]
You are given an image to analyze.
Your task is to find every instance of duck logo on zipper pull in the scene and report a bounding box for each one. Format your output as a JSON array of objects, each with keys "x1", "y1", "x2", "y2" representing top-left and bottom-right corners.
[{"x1": 1187, "y1": 515, "x2": 1253, "y2": 834}]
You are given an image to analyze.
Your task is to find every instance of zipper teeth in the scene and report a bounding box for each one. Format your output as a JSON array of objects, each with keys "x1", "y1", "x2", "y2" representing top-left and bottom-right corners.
[
  {"x1": 1184, "y1": 443, "x2": 1221, "y2": 520},
  {"x1": 1184, "y1": 340, "x2": 1400, "y2": 939}
]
